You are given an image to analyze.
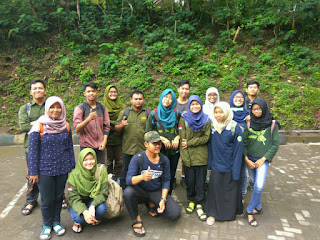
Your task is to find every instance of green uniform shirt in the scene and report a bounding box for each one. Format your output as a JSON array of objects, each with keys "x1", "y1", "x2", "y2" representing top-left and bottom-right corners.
[
  {"x1": 178, "y1": 117, "x2": 211, "y2": 167},
  {"x1": 243, "y1": 124, "x2": 280, "y2": 161},
  {"x1": 107, "y1": 119, "x2": 123, "y2": 146},
  {"x1": 117, "y1": 106, "x2": 149, "y2": 155},
  {"x1": 18, "y1": 100, "x2": 45, "y2": 152}
]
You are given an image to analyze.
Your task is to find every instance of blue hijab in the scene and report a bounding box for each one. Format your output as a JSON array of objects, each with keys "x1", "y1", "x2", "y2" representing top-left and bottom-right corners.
[
  {"x1": 229, "y1": 90, "x2": 249, "y2": 125},
  {"x1": 183, "y1": 95, "x2": 208, "y2": 132},
  {"x1": 157, "y1": 89, "x2": 177, "y2": 129}
]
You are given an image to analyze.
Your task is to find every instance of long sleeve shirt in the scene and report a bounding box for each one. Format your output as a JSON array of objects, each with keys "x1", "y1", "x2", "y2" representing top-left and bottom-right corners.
[
  {"x1": 207, "y1": 121, "x2": 243, "y2": 181},
  {"x1": 28, "y1": 128, "x2": 75, "y2": 176}
]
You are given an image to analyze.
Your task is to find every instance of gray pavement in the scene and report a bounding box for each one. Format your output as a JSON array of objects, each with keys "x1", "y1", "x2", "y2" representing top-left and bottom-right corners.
[{"x1": 0, "y1": 143, "x2": 319, "y2": 240}]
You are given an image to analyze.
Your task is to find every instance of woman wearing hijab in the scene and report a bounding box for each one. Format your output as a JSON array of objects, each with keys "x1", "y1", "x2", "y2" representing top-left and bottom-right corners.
[
  {"x1": 103, "y1": 85, "x2": 125, "y2": 182},
  {"x1": 178, "y1": 95, "x2": 211, "y2": 221},
  {"x1": 203, "y1": 87, "x2": 220, "y2": 121},
  {"x1": 146, "y1": 89, "x2": 181, "y2": 193},
  {"x1": 28, "y1": 96, "x2": 75, "y2": 240},
  {"x1": 243, "y1": 98, "x2": 280, "y2": 227},
  {"x1": 205, "y1": 102, "x2": 243, "y2": 226},
  {"x1": 230, "y1": 90, "x2": 250, "y2": 198},
  {"x1": 67, "y1": 148, "x2": 108, "y2": 233}
]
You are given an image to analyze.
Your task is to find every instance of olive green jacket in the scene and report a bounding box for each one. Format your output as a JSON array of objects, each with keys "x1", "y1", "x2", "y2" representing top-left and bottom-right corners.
[{"x1": 178, "y1": 116, "x2": 211, "y2": 167}]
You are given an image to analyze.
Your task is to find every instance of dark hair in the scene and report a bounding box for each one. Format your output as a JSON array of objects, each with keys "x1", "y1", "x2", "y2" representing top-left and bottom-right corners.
[
  {"x1": 178, "y1": 79, "x2": 191, "y2": 88},
  {"x1": 30, "y1": 79, "x2": 46, "y2": 90},
  {"x1": 246, "y1": 80, "x2": 260, "y2": 88},
  {"x1": 130, "y1": 89, "x2": 144, "y2": 98},
  {"x1": 83, "y1": 82, "x2": 97, "y2": 91}
]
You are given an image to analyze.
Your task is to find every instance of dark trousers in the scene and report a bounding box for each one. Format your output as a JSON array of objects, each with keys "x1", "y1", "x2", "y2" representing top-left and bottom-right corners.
[
  {"x1": 106, "y1": 144, "x2": 123, "y2": 178},
  {"x1": 184, "y1": 165, "x2": 207, "y2": 204},
  {"x1": 38, "y1": 173, "x2": 68, "y2": 227},
  {"x1": 80, "y1": 147, "x2": 106, "y2": 165},
  {"x1": 120, "y1": 154, "x2": 134, "y2": 189},
  {"x1": 166, "y1": 152, "x2": 180, "y2": 192},
  {"x1": 124, "y1": 185, "x2": 180, "y2": 221},
  {"x1": 25, "y1": 151, "x2": 39, "y2": 205}
]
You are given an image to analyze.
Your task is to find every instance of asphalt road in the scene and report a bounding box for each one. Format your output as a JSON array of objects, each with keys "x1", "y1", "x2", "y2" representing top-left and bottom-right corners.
[{"x1": 0, "y1": 143, "x2": 319, "y2": 240}]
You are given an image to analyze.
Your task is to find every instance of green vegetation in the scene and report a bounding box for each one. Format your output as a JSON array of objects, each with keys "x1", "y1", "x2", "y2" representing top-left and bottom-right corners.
[{"x1": 0, "y1": 0, "x2": 319, "y2": 132}]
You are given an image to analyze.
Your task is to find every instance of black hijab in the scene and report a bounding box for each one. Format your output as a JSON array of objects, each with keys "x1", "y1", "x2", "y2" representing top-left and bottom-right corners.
[{"x1": 250, "y1": 98, "x2": 276, "y2": 131}]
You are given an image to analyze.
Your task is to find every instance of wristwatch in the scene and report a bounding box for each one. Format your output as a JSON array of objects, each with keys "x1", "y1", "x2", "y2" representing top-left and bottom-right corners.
[{"x1": 161, "y1": 197, "x2": 167, "y2": 203}]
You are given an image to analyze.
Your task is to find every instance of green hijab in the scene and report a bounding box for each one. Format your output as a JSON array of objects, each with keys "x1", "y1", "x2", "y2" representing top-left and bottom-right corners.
[
  {"x1": 103, "y1": 85, "x2": 125, "y2": 120},
  {"x1": 68, "y1": 148, "x2": 108, "y2": 198}
]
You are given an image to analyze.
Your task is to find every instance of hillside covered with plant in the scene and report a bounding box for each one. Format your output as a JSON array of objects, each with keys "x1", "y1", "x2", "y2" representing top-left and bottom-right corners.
[{"x1": 1, "y1": 0, "x2": 319, "y2": 132}]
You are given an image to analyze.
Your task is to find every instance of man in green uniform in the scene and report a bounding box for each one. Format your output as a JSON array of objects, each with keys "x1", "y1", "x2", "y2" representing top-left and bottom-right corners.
[
  {"x1": 115, "y1": 90, "x2": 150, "y2": 189},
  {"x1": 18, "y1": 79, "x2": 46, "y2": 216}
]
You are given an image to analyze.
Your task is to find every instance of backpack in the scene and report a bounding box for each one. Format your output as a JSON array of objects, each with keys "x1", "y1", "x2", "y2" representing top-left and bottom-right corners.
[
  {"x1": 39, "y1": 122, "x2": 70, "y2": 140},
  {"x1": 95, "y1": 164, "x2": 124, "y2": 219},
  {"x1": 246, "y1": 120, "x2": 276, "y2": 162},
  {"x1": 152, "y1": 108, "x2": 179, "y2": 135},
  {"x1": 123, "y1": 106, "x2": 150, "y2": 120}
]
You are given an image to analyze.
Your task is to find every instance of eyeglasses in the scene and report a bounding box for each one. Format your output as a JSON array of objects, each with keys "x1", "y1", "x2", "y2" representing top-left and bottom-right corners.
[
  {"x1": 252, "y1": 108, "x2": 262, "y2": 112},
  {"x1": 109, "y1": 91, "x2": 118, "y2": 94},
  {"x1": 234, "y1": 96, "x2": 244, "y2": 99},
  {"x1": 208, "y1": 94, "x2": 217, "y2": 98}
]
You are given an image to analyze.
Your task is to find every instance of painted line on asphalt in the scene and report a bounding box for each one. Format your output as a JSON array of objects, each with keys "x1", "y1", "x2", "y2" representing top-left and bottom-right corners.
[{"x1": 0, "y1": 183, "x2": 27, "y2": 219}]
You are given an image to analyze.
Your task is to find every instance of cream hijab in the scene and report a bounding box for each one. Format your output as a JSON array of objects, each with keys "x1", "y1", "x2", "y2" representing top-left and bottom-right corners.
[{"x1": 212, "y1": 101, "x2": 233, "y2": 134}]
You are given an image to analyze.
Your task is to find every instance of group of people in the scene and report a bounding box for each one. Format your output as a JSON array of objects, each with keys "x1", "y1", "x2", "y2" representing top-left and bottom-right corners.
[{"x1": 18, "y1": 78, "x2": 280, "y2": 239}]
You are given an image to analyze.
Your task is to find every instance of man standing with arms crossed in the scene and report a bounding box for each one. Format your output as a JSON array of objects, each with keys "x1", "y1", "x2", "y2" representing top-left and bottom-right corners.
[{"x1": 19, "y1": 79, "x2": 46, "y2": 216}]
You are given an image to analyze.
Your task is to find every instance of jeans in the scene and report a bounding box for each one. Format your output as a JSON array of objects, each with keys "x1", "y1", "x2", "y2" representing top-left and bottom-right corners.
[
  {"x1": 68, "y1": 200, "x2": 107, "y2": 224},
  {"x1": 25, "y1": 151, "x2": 39, "y2": 205},
  {"x1": 246, "y1": 157, "x2": 269, "y2": 213},
  {"x1": 80, "y1": 147, "x2": 107, "y2": 165},
  {"x1": 240, "y1": 158, "x2": 248, "y2": 197},
  {"x1": 38, "y1": 174, "x2": 68, "y2": 227}
]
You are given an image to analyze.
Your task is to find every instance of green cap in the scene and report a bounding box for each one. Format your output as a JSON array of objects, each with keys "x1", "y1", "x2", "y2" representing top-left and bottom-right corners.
[{"x1": 144, "y1": 131, "x2": 161, "y2": 142}]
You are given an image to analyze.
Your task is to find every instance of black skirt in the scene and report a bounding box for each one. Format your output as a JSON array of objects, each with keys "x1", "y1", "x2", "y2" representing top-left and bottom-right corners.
[{"x1": 205, "y1": 170, "x2": 243, "y2": 221}]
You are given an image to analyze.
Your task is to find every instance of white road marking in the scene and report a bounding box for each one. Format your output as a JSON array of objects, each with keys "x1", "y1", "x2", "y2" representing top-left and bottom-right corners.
[{"x1": 0, "y1": 183, "x2": 27, "y2": 219}]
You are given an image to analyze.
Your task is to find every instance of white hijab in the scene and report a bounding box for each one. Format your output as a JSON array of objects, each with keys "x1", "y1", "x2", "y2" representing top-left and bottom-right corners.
[
  {"x1": 212, "y1": 102, "x2": 233, "y2": 134},
  {"x1": 203, "y1": 87, "x2": 220, "y2": 121}
]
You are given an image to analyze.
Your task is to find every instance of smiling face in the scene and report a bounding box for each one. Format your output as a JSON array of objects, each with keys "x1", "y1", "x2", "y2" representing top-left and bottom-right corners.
[
  {"x1": 190, "y1": 100, "x2": 201, "y2": 114},
  {"x1": 48, "y1": 102, "x2": 62, "y2": 120},
  {"x1": 108, "y1": 87, "x2": 118, "y2": 100},
  {"x1": 246, "y1": 84, "x2": 260, "y2": 97},
  {"x1": 82, "y1": 153, "x2": 96, "y2": 170},
  {"x1": 214, "y1": 107, "x2": 225, "y2": 123},
  {"x1": 30, "y1": 82, "x2": 46, "y2": 101},
  {"x1": 177, "y1": 84, "x2": 190, "y2": 99},
  {"x1": 83, "y1": 86, "x2": 98, "y2": 102},
  {"x1": 251, "y1": 104, "x2": 263, "y2": 118},
  {"x1": 162, "y1": 93, "x2": 173, "y2": 107},
  {"x1": 208, "y1": 92, "x2": 218, "y2": 103},
  {"x1": 233, "y1": 92, "x2": 244, "y2": 107}
]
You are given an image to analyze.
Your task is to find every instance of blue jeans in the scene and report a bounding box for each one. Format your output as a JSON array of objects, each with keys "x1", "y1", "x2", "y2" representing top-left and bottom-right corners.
[
  {"x1": 246, "y1": 157, "x2": 269, "y2": 213},
  {"x1": 38, "y1": 174, "x2": 68, "y2": 227},
  {"x1": 240, "y1": 158, "x2": 247, "y2": 197},
  {"x1": 68, "y1": 200, "x2": 107, "y2": 224}
]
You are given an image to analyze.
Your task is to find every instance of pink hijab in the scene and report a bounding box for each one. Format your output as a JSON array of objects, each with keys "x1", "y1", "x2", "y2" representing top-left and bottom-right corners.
[{"x1": 29, "y1": 96, "x2": 67, "y2": 134}]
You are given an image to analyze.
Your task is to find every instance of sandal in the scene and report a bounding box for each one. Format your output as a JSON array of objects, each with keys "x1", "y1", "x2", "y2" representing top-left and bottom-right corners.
[
  {"x1": 92, "y1": 219, "x2": 102, "y2": 226},
  {"x1": 40, "y1": 226, "x2": 51, "y2": 240},
  {"x1": 132, "y1": 221, "x2": 145, "y2": 237},
  {"x1": 206, "y1": 216, "x2": 215, "y2": 226},
  {"x1": 72, "y1": 223, "x2": 82, "y2": 233},
  {"x1": 244, "y1": 210, "x2": 258, "y2": 227},
  {"x1": 253, "y1": 208, "x2": 263, "y2": 215},
  {"x1": 53, "y1": 223, "x2": 66, "y2": 236},
  {"x1": 145, "y1": 203, "x2": 158, "y2": 217},
  {"x1": 196, "y1": 204, "x2": 207, "y2": 221},
  {"x1": 185, "y1": 201, "x2": 195, "y2": 214},
  {"x1": 21, "y1": 202, "x2": 38, "y2": 216},
  {"x1": 62, "y1": 197, "x2": 68, "y2": 209}
]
